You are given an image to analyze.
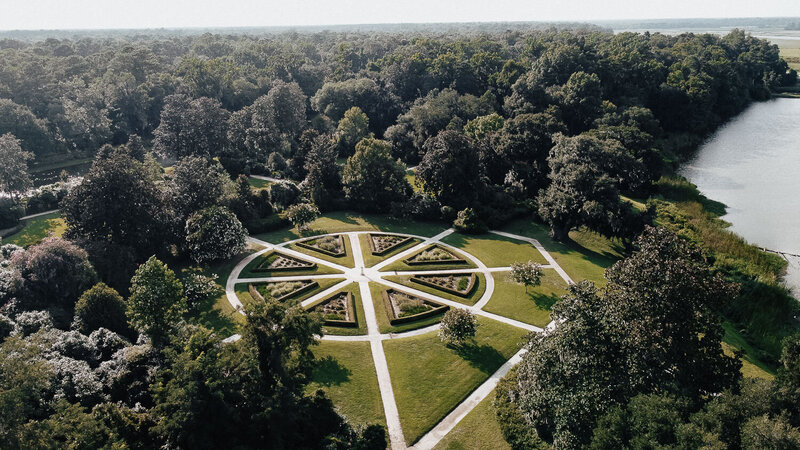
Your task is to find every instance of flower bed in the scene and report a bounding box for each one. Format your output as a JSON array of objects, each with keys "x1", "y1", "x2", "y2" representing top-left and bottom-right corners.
[
  {"x1": 410, "y1": 272, "x2": 478, "y2": 297},
  {"x1": 309, "y1": 292, "x2": 357, "y2": 327},
  {"x1": 403, "y1": 244, "x2": 467, "y2": 266},
  {"x1": 296, "y1": 234, "x2": 346, "y2": 257},
  {"x1": 249, "y1": 279, "x2": 319, "y2": 303},
  {"x1": 251, "y1": 252, "x2": 316, "y2": 272},
  {"x1": 368, "y1": 233, "x2": 415, "y2": 256},
  {"x1": 381, "y1": 289, "x2": 449, "y2": 325}
]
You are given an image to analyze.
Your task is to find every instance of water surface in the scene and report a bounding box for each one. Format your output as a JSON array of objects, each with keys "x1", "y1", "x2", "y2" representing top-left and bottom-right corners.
[{"x1": 681, "y1": 98, "x2": 800, "y2": 296}]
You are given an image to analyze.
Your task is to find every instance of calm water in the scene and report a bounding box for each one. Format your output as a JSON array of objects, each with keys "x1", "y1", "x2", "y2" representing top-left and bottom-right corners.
[{"x1": 681, "y1": 98, "x2": 800, "y2": 297}]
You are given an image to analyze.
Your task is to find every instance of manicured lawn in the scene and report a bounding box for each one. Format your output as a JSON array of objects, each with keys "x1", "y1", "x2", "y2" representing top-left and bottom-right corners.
[
  {"x1": 360, "y1": 233, "x2": 421, "y2": 268},
  {"x1": 370, "y1": 282, "x2": 445, "y2": 334},
  {"x1": 499, "y1": 218, "x2": 624, "y2": 285},
  {"x1": 247, "y1": 176, "x2": 271, "y2": 189},
  {"x1": 433, "y1": 391, "x2": 509, "y2": 450},
  {"x1": 441, "y1": 232, "x2": 547, "y2": 267},
  {"x1": 381, "y1": 245, "x2": 478, "y2": 272},
  {"x1": 382, "y1": 273, "x2": 487, "y2": 306},
  {"x1": 240, "y1": 251, "x2": 343, "y2": 278},
  {"x1": 3, "y1": 212, "x2": 66, "y2": 247},
  {"x1": 253, "y1": 211, "x2": 447, "y2": 244},
  {"x1": 722, "y1": 322, "x2": 775, "y2": 379},
  {"x1": 305, "y1": 282, "x2": 368, "y2": 336},
  {"x1": 483, "y1": 271, "x2": 567, "y2": 328},
  {"x1": 237, "y1": 277, "x2": 345, "y2": 305},
  {"x1": 288, "y1": 234, "x2": 356, "y2": 268},
  {"x1": 308, "y1": 341, "x2": 385, "y2": 427},
  {"x1": 383, "y1": 316, "x2": 527, "y2": 445}
]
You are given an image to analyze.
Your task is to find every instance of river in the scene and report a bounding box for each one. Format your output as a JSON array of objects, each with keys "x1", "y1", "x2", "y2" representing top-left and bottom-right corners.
[{"x1": 681, "y1": 98, "x2": 800, "y2": 297}]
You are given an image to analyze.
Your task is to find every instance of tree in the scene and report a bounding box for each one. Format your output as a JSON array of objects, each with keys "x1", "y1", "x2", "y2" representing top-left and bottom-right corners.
[
  {"x1": 416, "y1": 130, "x2": 482, "y2": 209},
  {"x1": 0, "y1": 99, "x2": 56, "y2": 156},
  {"x1": 509, "y1": 261, "x2": 543, "y2": 293},
  {"x1": 169, "y1": 156, "x2": 233, "y2": 220},
  {"x1": 342, "y1": 138, "x2": 410, "y2": 212},
  {"x1": 285, "y1": 203, "x2": 319, "y2": 232},
  {"x1": 74, "y1": 282, "x2": 128, "y2": 335},
  {"x1": 10, "y1": 237, "x2": 97, "y2": 312},
  {"x1": 127, "y1": 256, "x2": 186, "y2": 346},
  {"x1": 464, "y1": 113, "x2": 504, "y2": 142},
  {"x1": 0, "y1": 133, "x2": 34, "y2": 197},
  {"x1": 152, "y1": 94, "x2": 230, "y2": 158},
  {"x1": 438, "y1": 309, "x2": 478, "y2": 346},
  {"x1": 537, "y1": 133, "x2": 642, "y2": 241},
  {"x1": 311, "y1": 77, "x2": 398, "y2": 133},
  {"x1": 62, "y1": 149, "x2": 173, "y2": 260},
  {"x1": 184, "y1": 206, "x2": 246, "y2": 264},
  {"x1": 180, "y1": 270, "x2": 222, "y2": 313},
  {"x1": 554, "y1": 71, "x2": 603, "y2": 134},
  {"x1": 334, "y1": 106, "x2": 372, "y2": 156},
  {"x1": 452, "y1": 207, "x2": 488, "y2": 234}
]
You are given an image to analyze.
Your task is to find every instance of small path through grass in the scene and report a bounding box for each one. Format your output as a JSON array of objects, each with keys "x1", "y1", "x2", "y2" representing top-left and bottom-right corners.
[{"x1": 223, "y1": 225, "x2": 576, "y2": 449}]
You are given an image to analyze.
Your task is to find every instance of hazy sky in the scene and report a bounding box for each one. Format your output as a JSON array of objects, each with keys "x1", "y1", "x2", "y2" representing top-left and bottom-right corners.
[{"x1": 2, "y1": 0, "x2": 799, "y2": 30}]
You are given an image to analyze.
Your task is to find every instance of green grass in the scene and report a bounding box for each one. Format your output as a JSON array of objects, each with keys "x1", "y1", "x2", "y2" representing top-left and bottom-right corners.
[
  {"x1": 306, "y1": 282, "x2": 368, "y2": 336},
  {"x1": 247, "y1": 176, "x2": 271, "y2": 189},
  {"x1": 433, "y1": 392, "x2": 510, "y2": 450},
  {"x1": 237, "y1": 277, "x2": 345, "y2": 305},
  {"x1": 253, "y1": 211, "x2": 447, "y2": 245},
  {"x1": 405, "y1": 172, "x2": 422, "y2": 193},
  {"x1": 308, "y1": 341, "x2": 385, "y2": 427},
  {"x1": 441, "y1": 232, "x2": 548, "y2": 267},
  {"x1": 382, "y1": 273, "x2": 487, "y2": 306},
  {"x1": 370, "y1": 282, "x2": 445, "y2": 334},
  {"x1": 381, "y1": 245, "x2": 478, "y2": 272},
  {"x1": 722, "y1": 322, "x2": 775, "y2": 380},
  {"x1": 779, "y1": 43, "x2": 800, "y2": 71},
  {"x1": 288, "y1": 235, "x2": 356, "y2": 269},
  {"x1": 360, "y1": 233, "x2": 422, "y2": 268},
  {"x1": 498, "y1": 218, "x2": 624, "y2": 285},
  {"x1": 240, "y1": 251, "x2": 343, "y2": 278},
  {"x1": 483, "y1": 271, "x2": 567, "y2": 328},
  {"x1": 383, "y1": 316, "x2": 528, "y2": 445},
  {"x1": 3, "y1": 212, "x2": 66, "y2": 247}
]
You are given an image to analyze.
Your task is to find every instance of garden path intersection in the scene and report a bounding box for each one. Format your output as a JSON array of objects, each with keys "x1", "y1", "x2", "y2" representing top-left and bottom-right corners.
[{"x1": 225, "y1": 228, "x2": 574, "y2": 450}]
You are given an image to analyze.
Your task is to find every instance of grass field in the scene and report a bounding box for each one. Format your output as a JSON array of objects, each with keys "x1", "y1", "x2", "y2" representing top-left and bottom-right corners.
[
  {"x1": 305, "y1": 282, "x2": 368, "y2": 336},
  {"x1": 360, "y1": 233, "x2": 421, "y2": 268},
  {"x1": 308, "y1": 340, "x2": 385, "y2": 427},
  {"x1": 247, "y1": 176, "x2": 271, "y2": 189},
  {"x1": 777, "y1": 39, "x2": 800, "y2": 71},
  {"x1": 383, "y1": 273, "x2": 487, "y2": 306},
  {"x1": 498, "y1": 218, "x2": 624, "y2": 285},
  {"x1": 288, "y1": 235, "x2": 356, "y2": 268},
  {"x1": 441, "y1": 232, "x2": 548, "y2": 267},
  {"x1": 2, "y1": 212, "x2": 66, "y2": 247},
  {"x1": 722, "y1": 322, "x2": 775, "y2": 379},
  {"x1": 483, "y1": 271, "x2": 568, "y2": 328},
  {"x1": 433, "y1": 392, "x2": 509, "y2": 450},
  {"x1": 254, "y1": 211, "x2": 448, "y2": 244},
  {"x1": 370, "y1": 282, "x2": 446, "y2": 334},
  {"x1": 383, "y1": 316, "x2": 527, "y2": 445}
]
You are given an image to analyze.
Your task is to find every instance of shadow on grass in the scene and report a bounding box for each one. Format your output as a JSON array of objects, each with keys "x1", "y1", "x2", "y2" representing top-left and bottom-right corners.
[
  {"x1": 530, "y1": 291, "x2": 559, "y2": 310},
  {"x1": 451, "y1": 342, "x2": 506, "y2": 374},
  {"x1": 190, "y1": 297, "x2": 240, "y2": 336},
  {"x1": 300, "y1": 227, "x2": 328, "y2": 237},
  {"x1": 312, "y1": 355, "x2": 352, "y2": 386}
]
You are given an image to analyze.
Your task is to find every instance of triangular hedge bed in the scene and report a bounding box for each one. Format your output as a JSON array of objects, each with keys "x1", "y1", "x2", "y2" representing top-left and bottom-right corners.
[
  {"x1": 381, "y1": 289, "x2": 449, "y2": 325},
  {"x1": 403, "y1": 244, "x2": 468, "y2": 266},
  {"x1": 249, "y1": 279, "x2": 319, "y2": 303},
  {"x1": 410, "y1": 272, "x2": 478, "y2": 298},
  {"x1": 368, "y1": 233, "x2": 415, "y2": 256},
  {"x1": 308, "y1": 291, "x2": 357, "y2": 327},
  {"x1": 251, "y1": 251, "x2": 316, "y2": 273},
  {"x1": 296, "y1": 234, "x2": 347, "y2": 258}
]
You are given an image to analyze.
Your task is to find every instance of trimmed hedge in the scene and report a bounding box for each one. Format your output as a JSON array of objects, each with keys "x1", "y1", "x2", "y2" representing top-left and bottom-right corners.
[
  {"x1": 410, "y1": 272, "x2": 478, "y2": 298},
  {"x1": 381, "y1": 289, "x2": 449, "y2": 325},
  {"x1": 309, "y1": 292, "x2": 358, "y2": 328},
  {"x1": 403, "y1": 244, "x2": 468, "y2": 266},
  {"x1": 251, "y1": 252, "x2": 316, "y2": 273},
  {"x1": 249, "y1": 280, "x2": 320, "y2": 303},
  {"x1": 295, "y1": 234, "x2": 347, "y2": 257},
  {"x1": 368, "y1": 233, "x2": 415, "y2": 256}
]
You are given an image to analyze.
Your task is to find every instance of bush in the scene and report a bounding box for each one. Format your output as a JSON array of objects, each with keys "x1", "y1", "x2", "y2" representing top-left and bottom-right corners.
[
  {"x1": 285, "y1": 203, "x2": 320, "y2": 231},
  {"x1": 268, "y1": 181, "x2": 302, "y2": 211},
  {"x1": 0, "y1": 314, "x2": 15, "y2": 340},
  {"x1": 181, "y1": 270, "x2": 222, "y2": 312},
  {"x1": 0, "y1": 197, "x2": 23, "y2": 229},
  {"x1": 438, "y1": 308, "x2": 478, "y2": 345},
  {"x1": 74, "y1": 282, "x2": 128, "y2": 335},
  {"x1": 410, "y1": 193, "x2": 442, "y2": 221},
  {"x1": 89, "y1": 327, "x2": 129, "y2": 361},
  {"x1": 245, "y1": 214, "x2": 290, "y2": 234},
  {"x1": 185, "y1": 206, "x2": 247, "y2": 264},
  {"x1": 453, "y1": 208, "x2": 488, "y2": 234},
  {"x1": 53, "y1": 330, "x2": 99, "y2": 363},
  {"x1": 16, "y1": 310, "x2": 53, "y2": 335},
  {"x1": 267, "y1": 152, "x2": 287, "y2": 173}
]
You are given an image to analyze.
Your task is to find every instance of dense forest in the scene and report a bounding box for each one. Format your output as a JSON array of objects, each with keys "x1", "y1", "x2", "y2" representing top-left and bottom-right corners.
[{"x1": 0, "y1": 25, "x2": 798, "y2": 448}]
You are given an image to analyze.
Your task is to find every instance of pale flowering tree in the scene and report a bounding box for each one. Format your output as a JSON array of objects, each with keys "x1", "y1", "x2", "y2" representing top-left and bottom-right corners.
[
  {"x1": 509, "y1": 260, "x2": 543, "y2": 293},
  {"x1": 438, "y1": 309, "x2": 478, "y2": 346},
  {"x1": 185, "y1": 206, "x2": 246, "y2": 264}
]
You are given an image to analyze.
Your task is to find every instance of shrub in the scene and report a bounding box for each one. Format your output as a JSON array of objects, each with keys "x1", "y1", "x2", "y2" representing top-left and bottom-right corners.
[
  {"x1": 74, "y1": 282, "x2": 128, "y2": 335},
  {"x1": 0, "y1": 314, "x2": 15, "y2": 340},
  {"x1": 16, "y1": 310, "x2": 53, "y2": 336},
  {"x1": 268, "y1": 152, "x2": 287, "y2": 172},
  {"x1": 53, "y1": 330, "x2": 99, "y2": 363},
  {"x1": 185, "y1": 206, "x2": 247, "y2": 264},
  {"x1": 0, "y1": 197, "x2": 23, "y2": 229},
  {"x1": 181, "y1": 270, "x2": 222, "y2": 312},
  {"x1": 410, "y1": 193, "x2": 442, "y2": 221},
  {"x1": 89, "y1": 328, "x2": 129, "y2": 361},
  {"x1": 438, "y1": 309, "x2": 478, "y2": 345},
  {"x1": 285, "y1": 203, "x2": 320, "y2": 231},
  {"x1": 268, "y1": 181, "x2": 302, "y2": 211},
  {"x1": 453, "y1": 207, "x2": 488, "y2": 234}
]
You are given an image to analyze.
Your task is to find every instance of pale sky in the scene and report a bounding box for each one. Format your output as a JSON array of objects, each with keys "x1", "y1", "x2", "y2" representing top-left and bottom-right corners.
[{"x1": 1, "y1": 0, "x2": 799, "y2": 31}]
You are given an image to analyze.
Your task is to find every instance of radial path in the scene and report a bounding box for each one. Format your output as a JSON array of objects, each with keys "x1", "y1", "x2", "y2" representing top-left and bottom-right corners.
[{"x1": 225, "y1": 228, "x2": 574, "y2": 449}]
